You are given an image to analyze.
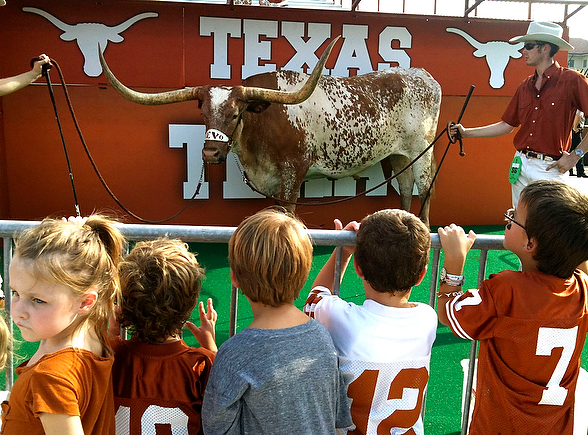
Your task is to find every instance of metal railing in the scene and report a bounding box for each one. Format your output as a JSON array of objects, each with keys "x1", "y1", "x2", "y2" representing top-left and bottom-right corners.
[{"x1": 0, "y1": 219, "x2": 505, "y2": 434}]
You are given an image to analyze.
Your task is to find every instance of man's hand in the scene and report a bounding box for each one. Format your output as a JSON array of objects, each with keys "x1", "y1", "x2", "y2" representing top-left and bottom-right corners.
[{"x1": 547, "y1": 151, "x2": 580, "y2": 174}]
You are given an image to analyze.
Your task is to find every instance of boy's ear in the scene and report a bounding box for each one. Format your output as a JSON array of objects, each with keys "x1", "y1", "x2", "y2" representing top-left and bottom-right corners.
[
  {"x1": 415, "y1": 265, "x2": 428, "y2": 286},
  {"x1": 230, "y1": 269, "x2": 240, "y2": 288},
  {"x1": 353, "y1": 256, "x2": 364, "y2": 278},
  {"x1": 523, "y1": 237, "x2": 538, "y2": 254},
  {"x1": 79, "y1": 290, "x2": 98, "y2": 313}
]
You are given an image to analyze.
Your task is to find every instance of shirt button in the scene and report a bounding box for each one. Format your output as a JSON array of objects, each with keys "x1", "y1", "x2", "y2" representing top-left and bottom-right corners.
[
  {"x1": 537, "y1": 94, "x2": 540, "y2": 97},
  {"x1": 535, "y1": 107, "x2": 538, "y2": 110},
  {"x1": 552, "y1": 102, "x2": 555, "y2": 105},
  {"x1": 530, "y1": 133, "x2": 533, "y2": 136}
]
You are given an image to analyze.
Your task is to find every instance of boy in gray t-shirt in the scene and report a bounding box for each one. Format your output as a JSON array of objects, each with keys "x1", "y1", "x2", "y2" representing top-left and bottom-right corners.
[{"x1": 202, "y1": 208, "x2": 352, "y2": 435}]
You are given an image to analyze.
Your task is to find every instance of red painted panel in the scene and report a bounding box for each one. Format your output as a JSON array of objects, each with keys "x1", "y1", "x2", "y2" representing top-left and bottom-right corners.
[{"x1": 0, "y1": 0, "x2": 569, "y2": 227}]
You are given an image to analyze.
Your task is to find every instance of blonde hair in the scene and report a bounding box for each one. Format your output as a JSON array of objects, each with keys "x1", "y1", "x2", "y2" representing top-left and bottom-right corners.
[
  {"x1": 229, "y1": 208, "x2": 313, "y2": 307},
  {"x1": 0, "y1": 316, "x2": 10, "y2": 370},
  {"x1": 118, "y1": 238, "x2": 205, "y2": 344},
  {"x1": 14, "y1": 214, "x2": 125, "y2": 356}
]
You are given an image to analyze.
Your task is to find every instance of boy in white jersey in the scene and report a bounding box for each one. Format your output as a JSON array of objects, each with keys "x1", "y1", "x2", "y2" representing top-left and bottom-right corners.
[{"x1": 304, "y1": 209, "x2": 437, "y2": 435}]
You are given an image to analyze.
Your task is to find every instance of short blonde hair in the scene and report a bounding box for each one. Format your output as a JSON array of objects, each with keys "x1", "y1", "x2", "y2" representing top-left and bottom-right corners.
[
  {"x1": 14, "y1": 214, "x2": 125, "y2": 356},
  {"x1": 229, "y1": 208, "x2": 313, "y2": 307}
]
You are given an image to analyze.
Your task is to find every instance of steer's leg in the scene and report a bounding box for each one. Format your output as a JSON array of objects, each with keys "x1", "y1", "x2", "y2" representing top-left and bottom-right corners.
[
  {"x1": 388, "y1": 155, "x2": 415, "y2": 214},
  {"x1": 410, "y1": 147, "x2": 435, "y2": 228},
  {"x1": 275, "y1": 164, "x2": 306, "y2": 213}
]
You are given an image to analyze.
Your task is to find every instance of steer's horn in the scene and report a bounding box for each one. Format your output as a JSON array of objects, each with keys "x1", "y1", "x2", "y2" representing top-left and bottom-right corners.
[
  {"x1": 242, "y1": 35, "x2": 340, "y2": 104},
  {"x1": 98, "y1": 44, "x2": 201, "y2": 105}
]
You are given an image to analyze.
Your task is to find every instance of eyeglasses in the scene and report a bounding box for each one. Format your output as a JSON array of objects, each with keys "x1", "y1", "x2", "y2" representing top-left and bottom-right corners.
[
  {"x1": 504, "y1": 208, "x2": 526, "y2": 231},
  {"x1": 523, "y1": 42, "x2": 544, "y2": 51}
]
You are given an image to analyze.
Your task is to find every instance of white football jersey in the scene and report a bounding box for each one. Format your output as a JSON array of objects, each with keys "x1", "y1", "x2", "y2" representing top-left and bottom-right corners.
[{"x1": 305, "y1": 286, "x2": 437, "y2": 435}]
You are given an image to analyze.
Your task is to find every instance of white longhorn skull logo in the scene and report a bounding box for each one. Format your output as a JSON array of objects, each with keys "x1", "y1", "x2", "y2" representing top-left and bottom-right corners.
[
  {"x1": 446, "y1": 27, "x2": 523, "y2": 89},
  {"x1": 23, "y1": 7, "x2": 158, "y2": 77}
]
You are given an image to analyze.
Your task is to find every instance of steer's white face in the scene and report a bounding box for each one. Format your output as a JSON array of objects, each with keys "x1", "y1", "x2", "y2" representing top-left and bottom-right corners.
[{"x1": 201, "y1": 87, "x2": 242, "y2": 164}]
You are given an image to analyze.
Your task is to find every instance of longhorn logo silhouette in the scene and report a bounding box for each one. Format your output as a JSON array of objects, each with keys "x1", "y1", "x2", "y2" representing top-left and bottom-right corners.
[
  {"x1": 23, "y1": 7, "x2": 158, "y2": 77},
  {"x1": 446, "y1": 27, "x2": 523, "y2": 89}
]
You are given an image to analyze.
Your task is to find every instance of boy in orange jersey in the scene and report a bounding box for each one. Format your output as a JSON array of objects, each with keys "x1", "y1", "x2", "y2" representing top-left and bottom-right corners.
[
  {"x1": 437, "y1": 180, "x2": 588, "y2": 434},
  {"x1": 110, "y1": 237, "x2": 217, "y2": 435}
]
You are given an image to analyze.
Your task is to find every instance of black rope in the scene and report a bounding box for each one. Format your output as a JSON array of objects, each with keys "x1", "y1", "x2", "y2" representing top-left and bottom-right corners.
[
  {"x1": 417, "y1": 85, "x2": 475, "y2": 216},
  {"x1": 42, "y1": 56, "x2": 474, "y2": 222},
  {"x1": 238, "y1": 125, "x2": 447, "y2": 207},
  {"x1": 42, "y1": 62, "x2": 81, "y2": 217},
  {"x1": 44, "y1": 59, "x2": 202, "y2": 224}
]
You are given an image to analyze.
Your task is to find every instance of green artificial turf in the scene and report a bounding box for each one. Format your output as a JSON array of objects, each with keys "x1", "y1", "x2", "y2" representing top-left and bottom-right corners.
[{"x1": 4, "y1": 225, "x2": 587, "y2": 434}]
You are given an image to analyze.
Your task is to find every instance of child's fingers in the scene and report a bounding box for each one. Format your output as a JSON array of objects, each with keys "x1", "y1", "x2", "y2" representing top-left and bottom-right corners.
[
  {"x1": 198, "y1": 301, "x2": 207, "y2": 323},
  {"x1": 185, "y1": 321, "x2": 198, "y2": 336},
  {"x1": 206, "y1": 298, "x2": 218, "y2": 322}
]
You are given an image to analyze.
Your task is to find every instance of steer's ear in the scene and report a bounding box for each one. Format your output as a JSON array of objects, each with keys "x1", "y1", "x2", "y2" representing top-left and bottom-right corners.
[{"x1": 246, "y1": 100, "x2": 271, "y2": 113}]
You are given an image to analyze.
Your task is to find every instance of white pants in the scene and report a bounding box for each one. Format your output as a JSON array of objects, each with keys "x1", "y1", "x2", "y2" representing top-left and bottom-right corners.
[{"x1": 511, "y1": 150, "x2": 567, "y2": 208}]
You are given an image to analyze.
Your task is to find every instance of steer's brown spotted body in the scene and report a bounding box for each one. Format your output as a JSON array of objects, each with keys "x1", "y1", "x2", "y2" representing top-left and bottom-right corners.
[
  {"x1": 99, "y1": 38, "x2": 441, "y2": 225},
  {"x1": 205, "y1": 67, "x2": 441, "y2": 225}
]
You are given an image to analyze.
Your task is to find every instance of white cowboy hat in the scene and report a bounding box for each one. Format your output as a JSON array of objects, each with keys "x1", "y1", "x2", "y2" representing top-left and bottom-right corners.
[{"x1": 510, "y1": 21, "x2": 574, "y2": 51}]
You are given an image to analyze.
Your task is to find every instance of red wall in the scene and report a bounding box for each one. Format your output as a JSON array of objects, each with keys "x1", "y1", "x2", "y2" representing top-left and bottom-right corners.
[{"x1": 0, "y1": 0, "x2": 570, "y2": 228}]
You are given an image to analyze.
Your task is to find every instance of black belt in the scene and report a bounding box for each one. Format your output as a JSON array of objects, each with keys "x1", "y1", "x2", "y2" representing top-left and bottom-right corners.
[{"x1": 520, "y1": 149, "x2": 560, "y2": 162}]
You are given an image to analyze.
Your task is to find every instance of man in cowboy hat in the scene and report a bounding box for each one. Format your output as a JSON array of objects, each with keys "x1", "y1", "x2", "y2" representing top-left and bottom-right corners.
[{"x1": 451, "y1": 21, "x2": 588, "y2": 207}]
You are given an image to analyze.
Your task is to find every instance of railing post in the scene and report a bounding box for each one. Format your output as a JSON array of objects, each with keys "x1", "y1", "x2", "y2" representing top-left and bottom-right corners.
[
  {"x1": 461, "y1": 249, "x2": 488, "y2": 435},
  {"x1": 229, "y1": 284, "x2": 238, "y2": 338},
  {"x1": 429, "y1": 247, "x2": 441, "y2": 308},
  {"x1": 333, "y1": 246, "x2": 342, "y2": 296}
]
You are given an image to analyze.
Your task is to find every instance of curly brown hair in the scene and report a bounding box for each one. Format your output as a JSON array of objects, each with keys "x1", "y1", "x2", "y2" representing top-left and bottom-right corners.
[{"x1": 118, "y1": 238, "x2": 205, "y2": 344}]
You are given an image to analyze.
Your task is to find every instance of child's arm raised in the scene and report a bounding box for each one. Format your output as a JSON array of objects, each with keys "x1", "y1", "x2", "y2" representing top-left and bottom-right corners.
[
  {"x1": 186, "y1": 298, "x2": 218, "y2": 352},
  {"x1": 437, "y1": 224, "x2": 476, "y2": 326},
  {"x1": 312, "y1": 219, "x2": 360, "y2": 293},
  {"x1": 39, "y1": 413, "x2": 84, "y2": 435}
]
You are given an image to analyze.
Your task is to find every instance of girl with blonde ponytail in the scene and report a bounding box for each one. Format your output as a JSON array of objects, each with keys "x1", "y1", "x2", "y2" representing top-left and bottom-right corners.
[{"x1": 2, "y1": 214, "x2": 125, "y2": 435}]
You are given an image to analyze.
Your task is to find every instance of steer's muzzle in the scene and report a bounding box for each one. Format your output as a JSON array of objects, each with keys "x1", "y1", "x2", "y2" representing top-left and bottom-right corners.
[{"x1": 202, "y1": 142, "x2": 228, "y2": 164}]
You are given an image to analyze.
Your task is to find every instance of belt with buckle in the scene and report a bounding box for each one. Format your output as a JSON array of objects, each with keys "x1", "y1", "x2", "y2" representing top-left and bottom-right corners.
[{"x1": 520, "y1": 149, "x2": 560, "y2": 162}]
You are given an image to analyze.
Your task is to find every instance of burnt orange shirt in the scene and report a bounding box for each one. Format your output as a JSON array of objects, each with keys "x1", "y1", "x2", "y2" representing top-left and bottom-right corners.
[
  {"x1": 1, "y1": 348, "x2": 115, "y2": 435},
  {"x1": 502, "y1": 62, "x2": 588, "y2": 156}
]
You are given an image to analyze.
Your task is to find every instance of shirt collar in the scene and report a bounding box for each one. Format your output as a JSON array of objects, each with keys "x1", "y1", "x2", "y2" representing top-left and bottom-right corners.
[{"x1": 533, "y1": 61, "x2": 560, "y2": 81}]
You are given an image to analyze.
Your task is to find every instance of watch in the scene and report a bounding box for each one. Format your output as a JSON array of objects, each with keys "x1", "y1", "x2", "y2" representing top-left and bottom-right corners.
[
  {"x1": 439, "y1": 267, "x2": 465, "y2": 287},
  {"x1": 575, "y1": 148, "x2": 585, "y2": 158}
]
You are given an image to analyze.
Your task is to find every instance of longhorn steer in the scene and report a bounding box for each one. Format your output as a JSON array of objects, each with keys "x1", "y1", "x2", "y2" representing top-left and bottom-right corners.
[{"x1": 99, "y1": 39, "x2": 441, "y2": 225}]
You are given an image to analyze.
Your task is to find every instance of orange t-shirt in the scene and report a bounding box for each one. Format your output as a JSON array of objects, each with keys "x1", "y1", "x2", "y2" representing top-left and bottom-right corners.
[{"x1": 1, "y1": 348, "x2": 115, "y2": 435}]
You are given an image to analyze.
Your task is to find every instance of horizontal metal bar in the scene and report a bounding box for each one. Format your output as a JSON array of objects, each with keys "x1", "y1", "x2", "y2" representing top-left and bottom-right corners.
[{"x1": 0, "y1": 220, "x2": 505, "y2": 249}]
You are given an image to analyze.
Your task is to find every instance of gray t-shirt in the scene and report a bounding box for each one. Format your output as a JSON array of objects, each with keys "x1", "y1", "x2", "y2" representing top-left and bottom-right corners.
[{"x1": 202, "y1": 318, "x2": 353, "y2": 434}]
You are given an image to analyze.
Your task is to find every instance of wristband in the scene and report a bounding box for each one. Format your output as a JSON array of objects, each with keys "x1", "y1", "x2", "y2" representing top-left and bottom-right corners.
[{"x1": 439, "y1": 266, "x2": 465, "y2": 287}]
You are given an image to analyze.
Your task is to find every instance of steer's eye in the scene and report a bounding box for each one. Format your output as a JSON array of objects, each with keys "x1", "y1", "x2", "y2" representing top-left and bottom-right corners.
[{"x1": 232, "y1": 114, "x2": 239, "y2": 120}]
